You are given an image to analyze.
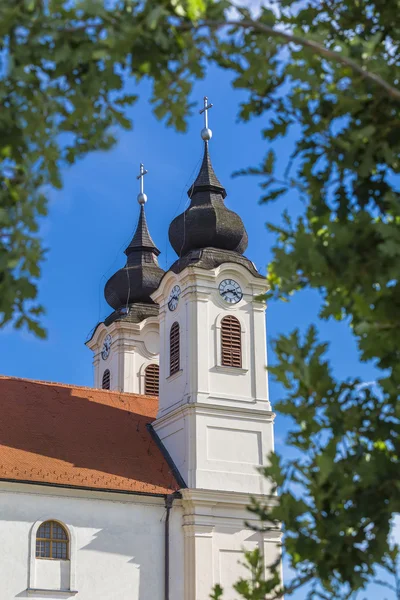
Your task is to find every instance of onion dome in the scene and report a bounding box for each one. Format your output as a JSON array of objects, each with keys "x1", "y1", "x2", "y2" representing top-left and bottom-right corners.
[
  {"x1": 168, "y1": 141, "x2": 248, "y2": 257},
  {"x1": 104, "y1": 166, "x2": 164, "y2": 311}
]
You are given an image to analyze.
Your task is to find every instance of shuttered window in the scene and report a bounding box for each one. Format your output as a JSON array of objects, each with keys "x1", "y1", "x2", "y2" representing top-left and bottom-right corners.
[
  {"x1": 145, "y1": 364, "x2": 159, "y2": 396},
  {"x1": 170, "y1": 322, "x2": 180, "y2": 376},
  {"x1": 102, "y1": 369, "x2": 110, "y2": 390},
  {"x1": 36, "y1": 521, "x2": 69, "y2": 560},
  {"x1": 221, "y1": 316, "x2": 242, "y2": 368}
]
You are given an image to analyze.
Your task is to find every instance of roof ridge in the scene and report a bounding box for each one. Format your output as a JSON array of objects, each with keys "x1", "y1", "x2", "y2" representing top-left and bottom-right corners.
[{"x1": 0, "y1": 375, "x2": 155, "y2": 400}]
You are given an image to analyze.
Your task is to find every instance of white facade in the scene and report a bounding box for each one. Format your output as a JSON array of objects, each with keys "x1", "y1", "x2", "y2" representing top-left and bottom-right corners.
[
  {"x1": 149, "y1": 259, "x2": 279, "y2": 599},
  {"x1": 86, "y1": 316, "x2": 160, "y2": 393},
  {"x1": 0, "y1": 482, "x2": 183, "y2": 600},
  {"x1": 181, "y1": 488, "x2": 281, "y2": 600},
  {"x1": 152, "y1": 262, "x2": 274, "y2": 496},
  {"x1": 0, "y1": 482, "x2": 279, "y2": 600}
]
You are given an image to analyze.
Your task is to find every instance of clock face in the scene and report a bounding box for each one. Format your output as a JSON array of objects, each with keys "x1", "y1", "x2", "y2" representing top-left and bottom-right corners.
[
  {"x1": 101, "y1": 334, "x2": 112, "y2": 360},
  {"x1": 219, "y1": 279, "x2": 243, "y2": 304},
  {"x1": 168, "y1": 285, "x2": 181, "y2": 312}
]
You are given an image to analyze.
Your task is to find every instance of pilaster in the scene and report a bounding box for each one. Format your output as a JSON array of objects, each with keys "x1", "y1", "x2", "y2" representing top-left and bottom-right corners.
[{"x1": 181, "y1": 489, "x2": 281, "y2": 600}]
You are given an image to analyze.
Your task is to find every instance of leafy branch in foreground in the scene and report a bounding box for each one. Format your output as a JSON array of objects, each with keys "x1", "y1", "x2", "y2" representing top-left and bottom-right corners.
[
  {"x1": 2, "y1": 0, "x2": 399, "y2": 334},
  {"x1": 207, "y1": 0, "x2": 399, "y2": 596},
  {"x1": 211, "y1": 326, "x2": 400, "y2": 599},
  {"x1": 0, "y1": 0, "x2": 220, "y2": 334}
]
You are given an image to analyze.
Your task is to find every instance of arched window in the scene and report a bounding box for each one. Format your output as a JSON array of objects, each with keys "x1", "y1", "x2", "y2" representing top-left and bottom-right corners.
[
  {"x1": 145, "y1": 364, "x2": 159, "y2": 396},
  {"x1": 221, "y1": 316, "x2": 242, "y2": 368},
  {"x1": 170, "y1": 322, "x2": 180, "y2": 376},
  {"x1": 36, "y1": 521, "x2": 69, "y2": 560},
  {"x1": 102, "y1": 369, "x2": 110, "y2": 390}
]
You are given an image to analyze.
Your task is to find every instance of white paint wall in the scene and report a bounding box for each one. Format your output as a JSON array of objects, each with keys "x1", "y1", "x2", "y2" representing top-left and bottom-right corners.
[
  {"x1": 181, "y1": 488, "x2": 282, "y2": 600},
  {"x1": 0, "y1": 483, "x2": 280, "y2": 600},
  {"x1": 153, "y1": 264, "x2": 270, "y2": 414},
  {"x1": 0, "y1": 482, "x2": 184, "y2": 600},
  {"x1": 152, "y1": 263, "x2": 275, "y2": 494}
]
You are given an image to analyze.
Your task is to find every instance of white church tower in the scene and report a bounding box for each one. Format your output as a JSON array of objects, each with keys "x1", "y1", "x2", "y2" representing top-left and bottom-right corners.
[
  {"x1": 86, "y1": 98, "x2": 280, "y2": 599},
  {"x1": 152, "y1": 98, "x2": 279, "y2": 598},
  {"x1": 86, "y1": 164, "x2": 164, "y2": 395}
]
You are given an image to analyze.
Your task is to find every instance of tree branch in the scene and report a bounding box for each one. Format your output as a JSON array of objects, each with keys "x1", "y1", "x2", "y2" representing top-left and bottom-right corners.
[{"x1": 182, "y1": 19, "x2": 400, "y2": 102}]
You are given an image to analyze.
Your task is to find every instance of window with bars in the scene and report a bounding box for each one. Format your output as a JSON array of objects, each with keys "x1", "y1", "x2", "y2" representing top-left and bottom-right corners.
[
  {"x1": 145, "y1": 364, "x2": 159, "y2": 395},
  {"x1": 221, "y1": 316, "x2": 242, "y2": 368},
  {"x1": 36, "y1": 521, "x2": 69, "y2": 560},
  {"x1": 102, "y1": 369, "x2": 110, "y2": 390},
  {"x1": 170, "y1": 322, "x2": 180, "y2": 376}
]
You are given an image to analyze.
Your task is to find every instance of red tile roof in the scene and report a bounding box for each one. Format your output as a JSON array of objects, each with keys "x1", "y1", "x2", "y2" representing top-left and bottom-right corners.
[{"x1": 0, "y1": 376, "x2": 180, "y2": 495}]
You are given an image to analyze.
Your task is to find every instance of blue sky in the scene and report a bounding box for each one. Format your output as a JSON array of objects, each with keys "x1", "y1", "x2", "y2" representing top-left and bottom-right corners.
[
  {"x1": 1, "y1": 66, "x2": 377, "y2": 407},
  {"x1": 0, "y1": 65, "x2": 387, "y2": 597}
]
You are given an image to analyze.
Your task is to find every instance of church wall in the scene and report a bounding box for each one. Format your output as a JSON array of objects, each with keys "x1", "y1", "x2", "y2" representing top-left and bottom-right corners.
[
  {"x1": 181, "y1": 489, "x2": 282, "y2": 600},
  {"x1": 154, "y1": 264, "x2": 274, "y2": 495},
  {"x1": 0, "y1": 482, "x2": 184, "y2": 600},
  {"x1": 88, "y1": 318, "x2": 160, "y2": 393},
  {"x1": 157, "y1": 264, "x2": 270, "y2": 415}
]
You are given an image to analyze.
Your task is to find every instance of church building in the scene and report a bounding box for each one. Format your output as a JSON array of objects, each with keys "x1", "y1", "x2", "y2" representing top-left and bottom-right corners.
[{"x1": 0, "y1": 99, "x2": 279, "y2": 599}]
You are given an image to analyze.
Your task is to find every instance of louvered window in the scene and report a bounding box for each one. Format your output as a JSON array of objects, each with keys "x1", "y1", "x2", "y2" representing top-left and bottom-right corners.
[
  {"x1": 145, "y1": 364, "x2": 159, "y2": 395},
  {"x1": 36, "y1": 521, "x2": 69, "y2": 560},
  {"x1": 221, "y1": 316, "x2": 242, "y2": 368},
  {"x1": 102, "y1": 369, "x2": 110, "y2": 390},
  {"x1": 170, "y1": 322, "x2": 180, "y2": 376}
]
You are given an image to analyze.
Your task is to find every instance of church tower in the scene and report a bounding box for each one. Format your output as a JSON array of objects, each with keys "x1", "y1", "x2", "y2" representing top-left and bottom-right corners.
[
  {"x1": 152, "y1": 99, "x2": 278, "y2": 599},
  {"x1": 152, "y1": 99, "x2": 274, "y2": 494},
  {"x1": 86, "y1": 165, "x2": 164, "y2": 394}
]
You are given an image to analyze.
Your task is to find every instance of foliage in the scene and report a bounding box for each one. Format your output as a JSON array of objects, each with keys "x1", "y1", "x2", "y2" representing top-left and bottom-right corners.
[
  {"x1": 2, "y1": 0, "x2": 400, "y2": 597},
  {"x1": 0, "y1": 0, "x2": 224, "y2": 334},
  {"x1": 209, "y1": 0, "x2": 400, "y2": 598}
]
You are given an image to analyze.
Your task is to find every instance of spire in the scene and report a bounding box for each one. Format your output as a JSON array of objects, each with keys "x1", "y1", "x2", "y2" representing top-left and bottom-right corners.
[
  {"x1": 104, "y1": 163, "x2": 164, "y2": 311},
  {"x1": 125, "y1": 203, "x2": 160, "y2": 256},
  {"x1": 188, "y1": 98, "x2": 226, "y2": 195},
  {"x1": 168, "y1": 96, "x2": 248, "y2": 258},
  {"x1": 125, "y1": 163, "x2": 159, "y2": 255},
  {"x1": 188, "y1": 141, "x2": 226, "y2": 199}
]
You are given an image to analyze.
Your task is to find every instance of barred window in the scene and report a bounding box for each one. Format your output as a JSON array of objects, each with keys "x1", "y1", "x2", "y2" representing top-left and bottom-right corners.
[
  {"x1": 145, "y1": 364, "x2": 159, "y2": 396},
  {"x1": 170, "y1": 322, "x2": 180, "y2": 376},
  {"x1": 36, "y1": 521, "x2": 69, "y2": 560},
  {"x1": 221, "y1": 316, "x2": 242, "y2": 368},
  {"x1": 102, "y1": 369, "x2": 110, "y2": 390}
]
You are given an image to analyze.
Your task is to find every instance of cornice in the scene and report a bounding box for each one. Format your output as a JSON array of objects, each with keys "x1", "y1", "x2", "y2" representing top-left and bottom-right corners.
[
  {"x1": 151, "y1": 261, "x2": 269, "y2": 307},
  {"x1": 181, "y1": 487, "x2": 278, "y2": 508},
  {"x1": 0, "y1": 480, "x2": 171, "y2": 505},
  {"x1": 86, "y1": 319, "x2": 160, "y2": 362},
  {"x1": 154, "y1": 401, "x2": 275, "y2": 429}
]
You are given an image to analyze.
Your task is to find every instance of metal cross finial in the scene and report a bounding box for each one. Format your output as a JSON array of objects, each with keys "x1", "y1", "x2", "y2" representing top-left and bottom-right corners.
[
  {"x1": 136, "y1": 162, "x2": 148, "y2": 205},
  {"x1": 199, "y1": 96, "x2": 213, "y2": 141}
]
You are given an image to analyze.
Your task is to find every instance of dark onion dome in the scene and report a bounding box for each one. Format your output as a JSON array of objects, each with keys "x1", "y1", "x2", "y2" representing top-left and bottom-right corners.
[
  {"x1": 168, "y1": 142, "x2": 248, "y2": 257},
  {"x1": 104, "y1": 204, "x2": 164, "y2": 310}
]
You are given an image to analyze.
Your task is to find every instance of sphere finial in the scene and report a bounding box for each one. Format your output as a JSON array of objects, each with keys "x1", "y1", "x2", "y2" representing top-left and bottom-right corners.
[
  {"x1": 136, "y1": 163, "x2": 148, "y2": 205},
  {"x1": 201, "y1": 127, "x2": 212, "y2": 141},
  {"x1": 199, "y1": 96, "x2": 213, "y2": 141}
]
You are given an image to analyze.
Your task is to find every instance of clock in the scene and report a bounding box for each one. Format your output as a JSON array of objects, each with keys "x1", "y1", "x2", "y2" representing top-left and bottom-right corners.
[
  {"x1": 101, "y1": 334, "x2": 112, "y2": 360},
  {"x1": 168, "y1": 285, "x2": 181, "y2": 311},
  {"x1": 219, "y1": 279, "x2": 243, "y2": 304}
]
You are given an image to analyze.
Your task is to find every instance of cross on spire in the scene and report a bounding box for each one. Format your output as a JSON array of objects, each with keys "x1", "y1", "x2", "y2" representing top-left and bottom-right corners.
[
  {"x1": 200, "y1": 96, "x2": 213, "y2": 141},
  {"x1": 136, "y1": 162, "x2": 148, "y2": 205}
]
